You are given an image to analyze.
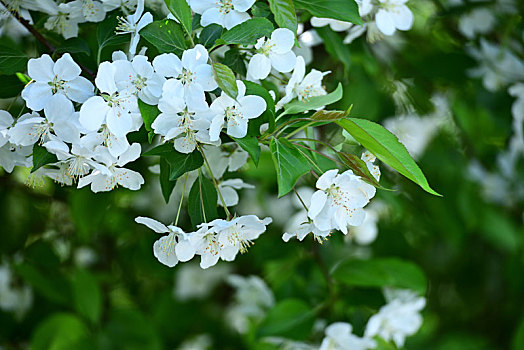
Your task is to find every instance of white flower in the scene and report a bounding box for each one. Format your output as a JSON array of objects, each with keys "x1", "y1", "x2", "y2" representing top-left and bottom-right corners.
[
  {"x1": 22, "y1": 53, "x2": 94, "y2": 111},
  {"x1": 190, "y1": 0, "x2": 254, "y2": 30},
  {"x1": 365, "y1": 288, "x2": 426, "y2": 347},
  {"x1": 276, "y1": 56, "x2": 330, "y2": 109},
  {"x1": 361, "y1": 151, "x2": 381, "y2": 181},
  {"x1": 375, "y1": 0, "x2": 413, "y2": 36},
  {"x1": 77, "y1": 143, "x2": 144, "y2": 192},
  {"x1": 458, "y1": 8, "x2": 496, "y2": 39},
  {"x1": 135, "y1": 216, "x2": 196, "y2": 267},
  {"x1": 153, "y1": 45, "x2": 217, "y2": 108},
  {"x1": 116, "y1": 0, "x2": 153, "y2": 57},
  {"x1": 0, "y1": 143, "x2": 32, "y2": 173},
  {"x1": 68, "y1": 0, "x2": 106, "y2": 23},
  {"x1": 201, "y1": 144, "x2": 249, "y2": 179},
  {"x1": 209, "y1": 81, "x2": 266, "y2": 140},
  {"x1": 320, "y1": 322, "x2": 376, "y2": 350},
  {"x1": 308, "y1": 169, "x2": 376, "y2": 234},
  {"x1": 9, "y1": 94, "x2": 80, "y2": 146},
  {"x1": 218, "y1": 178, "x2": 255, "y2": 207},
  {"x1": 0, "y1": 110, "x2": 14, "y2": 147},
  {"x1": 101, "y1": 0, "x2": 137, "y2": 14},
  {"x1": 0, "y1": 262, "x2": 33, "y2": 319},
  {"x1": 311, "y1": 17, "x2": 352, "y2": 32},
  {"x1": 282, "y1": 222, "x2": 331, "y2": 243},
  {"x1": 152, "y1": 79, "x2": 216, "y2": 153},
  {"x1": 44, "y1": 3, "x2": 81, "y2": 39},
  {"x1": 174, "y1": 263, "x2": 231, "y2": 300},
  {"x1": 79, "y1": 61, "x2": 142, "y2": 137},
  {"x1": 113, "y1": 55, "x2": 165, "y2": 104},
  {"x1": 247, "y1": 28, "x2": 296, "y2": 80}
]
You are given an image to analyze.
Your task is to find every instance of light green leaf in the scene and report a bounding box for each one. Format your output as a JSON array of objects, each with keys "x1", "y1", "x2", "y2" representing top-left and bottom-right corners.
[
  {"x1": 337, "y1": 118, "x2": 441, "y2": 196},
  {"x1": 140, "y1": 20, "x2": 187, "y2": 54},
  {"x1": 164, "y1": 0, "x2": 193, "y2": 36},
  {"x1": 232, "y1": 135, "x2": 261, "y2": 166},
  {"x1": 187, "y1": 173, "x2": 219, "y2": 227},
  {"x1": 32, "y1": 144, "x2": 58, "y2": 173},
  {"x1": 71, "y1": 269, "x2": 102, "y2": 324},
  {"x1": 268, "y1": 0, "x2": 298, "y2": 33},
  {"x1": 221, "y1": 17, "x2": 274, "y2": 45},
  {"x1": 282, "y1": 83, "x2": 343, "y2": 116},
  {"x1": 270, "y1": 137, "x2": 310, "y2": 197},
  {"x1": 31, "y1": 313, "x2": 88, "y2": 350},
  {"x1": 0, "y1": 44, "x2": 28, "y2": 75},
  {"x1": 294, "y1": 0, "x2": 362, "y2": 25},
  {"x1": 138, "y1": 99, "x2": 160, "y2": 143},
  {"x1": 213, "y1": 62, "x2": 238, "y2": 99},
  {"x1": 257, "y1": 299, "x2": 315, "y2": 339},
  {"x1": 332, "y1": 258, "x2": 427, "y2": 294}
]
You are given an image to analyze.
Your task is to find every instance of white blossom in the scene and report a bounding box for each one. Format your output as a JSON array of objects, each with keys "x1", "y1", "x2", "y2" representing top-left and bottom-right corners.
[
  {"x1": 247, "y1": 28, "x2": 296, "y2": 80},
  {"x1": 375, "y1": 0, "x2": 413, "y2": 36},
  {"x1": 190, "y1": 0, "x2": 254, "y2": 30},
  {"x1": 44, "y1": 3, "x2": 81, "y2": 39},
  {"x1": 311, "y1": 17, "x2": 352, "y2": 32},
  {"x1": 218, "y1": 178, "x2": 254, "y2": 207},
  {"x1": 0, "y1": 262, "x2": 33, "y2": 319},
  {"x1": 68, "y1": 0, "x2": 106, "y2": 23},
  {"x1": 115, "y1": 0, "x2": 153, "y2": 57},
  {"x1": 0, "y1": 110, "x2": 14, "y2": 147},
  {"x1": 458, "y1": 8, "x2": 496, "y2": 39},
  {"x1": 320, "y1": 322, "x2": 376, "y2": 350},
  {"x1": 22, "y1": 53, "x2": 94, "y2": 111}
]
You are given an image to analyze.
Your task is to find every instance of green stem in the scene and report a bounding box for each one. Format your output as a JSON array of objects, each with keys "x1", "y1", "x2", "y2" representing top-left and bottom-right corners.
[
  {"x1": 284, "y1": 121, "x2": 315, "y2": 139},
  {"x1": 197, "y1": 169, "x2": 207, "y2": 223},
  {"x1": 293, "y1": 142, "x2": 345, "y2": 168},
  {"x1": 260, "y1": 118, "x2": 312, "y2": 140},
  {"x1": 293, "y1": 187, "x2": 309, "y2": 212},
  {"x1": 174, "y1": 173, "x2": 189, "y2": 226},
  {"x1": 293, "y1": 145, "x2": 324, "y2": 174},
  {"x1": 198, "y1": 144, "x2": 232, "y2": 218}
]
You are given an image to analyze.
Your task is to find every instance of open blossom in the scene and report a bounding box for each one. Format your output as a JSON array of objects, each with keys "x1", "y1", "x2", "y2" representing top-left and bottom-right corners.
[
  {"x1": 308, "y1": 169, "x2": 376, "y2": 234},
  {"x1": 135, "y1": 216, "x2": 195, "y2": 267},
  {"x1": 375, "y1": 0, "x2": 413, "y2": 36},
  {"x1": 79, "y1": 61, "x2": 142, "y2": 137},
  {"x1": 190, "y1": 0, "x2": 254, "y2": 30},
  {"x1": 218, "y1": 178, "x2": 254, "y2": 207},
  {"x1": 115, "y1": 0, "x2": 153, "y2": 57},
  {"x1": 365, "y1": 288, "x2": 426, "y2": 347},
  {"x1": 276, "y1": 56, "x2": 329, "y2": 109},
  {"x1": 152, "y1": 80, "x2": 215, "y2": 153},
  {"x1": 209, "y1": 81, "x2": 266, "y2": 140},
  {"x1": 311, "y1": 17, "x2": 352, "y2": 32},
  {"x1": 113, "y1": 55, "x2": 165, "y2": 105},
  {"x1": 0, "y1": 111, "x2": 14, "y2": 147},
  {"x1": 247, "y1": 28, "x2": 296, "y2": 80},
  {"x1": 9, "y1": 94, "x2": 80, "y2": 146},
  {"x1": 44, "y1": 3, "x2": 81, "y2": 39},
  {"x1": 68, "y1": 0, "x2": 106, "y2": 23},
  {"x1": 320, "y1": 323, "x2": 376, "y2": 350},
  {"x1": 77, "y1": 143, "x2": 144, "y2": 192},
  {"x1": 22, "y1": 53, "x2": 94, "y2": 111},
  {"x1": 101, "y1": 0, "x2": 137, "y2": 14}
]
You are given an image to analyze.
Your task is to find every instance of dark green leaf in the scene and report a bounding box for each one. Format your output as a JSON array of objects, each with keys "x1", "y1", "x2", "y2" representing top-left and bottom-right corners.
[
  {"x1": 71, "y1": 269, "x2": 102, "y2": 324},
  {"x1": 257, "y1": 299, "x2": 315, "y2": 339},
  {"x1": 337, "y1": 118, "x2": 441, "y2": 196},
  {"x1": 199, "y1": 24, "x2": 223, "y2": 48},
  {"x1": 315, "y1": 26, "x2": 351, "y2": 72},
  {"x1": 212, "y1": 62, "x2": 238, "y2": 99},
  {"x1": 268, "y1": 0, "x2": 298, "y2": 34},
  {"x1": 282, "y1": 83, "x2": 343, "y2": 116},
  {"x1": 333, "y1": 258, "x2": 427, "y2": 294},
  {"x1": 0, "y1": 44, "x2": 28, "y2": 75},
  {"x1": 232, "y1": 135, "x2": 261, "y2": 166},
  {"x1": 188, "y1": 173, "x2": 218, "y2": 227},
  {"x1": 252, "y1": 2, "x2": 271, "y2": 17},
  {"x1": 159, "y1": 157, "x2": 176, "y2": 203},
  {"x1": 294, "y1": 0, "x2": 362, "y2": 25},
  {"x1": 142, "y1": 143, "x2": 173, "y2": 156},
  {"x1": 0, "y1": 75, "x2": 25, "y2": 98},
  {"x1": 55, "y1": 38, "x2": 91, "y2": 55},
  {"x1": 270, "y1": 137, "x2": 310, "y2": 197},
  {"x1": 15, "y1": 263, "x2": 70, "y2": 305},
  {"x1": 337, "y1": 152, "x2": 382, "y2": 188},
  {"x1": 166, "y1": 150, "x2": 204, "y2": 181},
  {"x1": 221, "y1": 18, "x2": 274, "y2": 45},
  {"x1": 32, "y1": 144, "x2": 58, "y2": 173},
  {"x1": 138, "y1": 99, "x2": 160, "y2": 143},
  {"x1": 223, "y1": 49, "x2": 247, "y2": 77},
  {"x1": 140, "y1": 20, "x2": 187, "y2": 54},
  {"x1": 97, "y1": 16, "x2": 129, "y2": 57},
  {"x1": 164, "y1": 0, "x2": 193, "y2": 36}
]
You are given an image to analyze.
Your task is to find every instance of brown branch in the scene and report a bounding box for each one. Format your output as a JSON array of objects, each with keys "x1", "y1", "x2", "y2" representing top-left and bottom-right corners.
[{"x1": 1, "y1": 0, "x2": 96, "y2": 79}]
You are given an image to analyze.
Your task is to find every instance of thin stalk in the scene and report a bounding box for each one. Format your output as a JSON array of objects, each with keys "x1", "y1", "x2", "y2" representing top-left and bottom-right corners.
[
  {"x1": 174, "y1": 173, "x2": 189, "y2": 226},
  {"x1": 294, "y1": 145, "x2": 324, "y2": 174},
  {"x1": 198, "y1": 144, "x2": 232, "y2": 218},
  {"x1": 290, "y1": 137, "x2": 340, "y2": 154},
  {"x1": 284, "y1": 121, "x2": 316, "y2": 139},
  {"x1": 293, "y1": 187, "x2": 309, "y2": 212},
  {"x1": 293, "y1": 142, "x2": 345, "y2": 168},
  {"x1": 261, "y1": 117, "x2": 312, "y2": 140}
]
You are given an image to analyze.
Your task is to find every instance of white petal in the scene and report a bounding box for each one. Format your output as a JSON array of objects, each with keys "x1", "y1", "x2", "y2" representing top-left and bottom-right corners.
[
  {"x1": 392, "y1": 5, "x2": 413, "y2": 31},
  {"x1": 194, "y1": 64, "x2": 217, "y2": 91},
  {"x1": 223, "y1": 10, "x2": 250, "y2": 30},
  {"x1": 247, "y1": 54, "x2": 271, "y2": 80},
  {"x1": 54, "y1": 53, "x2": 81, "y2": 81},
  {"x1": 106, "y1": 107, "x2": 133, "y2": 137},
  {"x1": 375, "y1": 9, "x2": 396, "y2": 36},
  {"x1": 79, "y1": 96, "x2": 110, "y2": 131},
  {"x1": 153, "y1": 236, "x2": 179, "y2": 267},
  {"x1": 232, "y1": 0, "x2": 255, "y2": 12},
  {"x1": 65, "y1": 76, "x2": 94, "y2": 103},
  {"x1": 95, "y1": 62, "x2": 117, "y2": 94},
  {"x1": 115, "y1": 168, "x2": 144, "y2": 190},
  {"x1": 175, "y1": 239, "x2": 196, "y2": 262},
  {"x1": 0, "y1": 111, "x2": 14, "y2": 129},
  {"x1": 270, "y1": 51, "x2": 297, "y2": 73},
  {"x1": 271, "y1": 28, "x2": 295, "y2": 54},
  {"x1": 201, "y1": 7, "x2": 225, "y2": 27},
  {"x1": 239, "y1": 95, "x2": 266, "y2": 119},
  {"x1": 308, "y1": 190, "x2": 327, "y2": 219},
  {"x1": 135, "y1": 216, "x2": 169, "y2": 233},
  {"x1": 316, "y1": 169, "x2": 338, "y2": 190},
  {"x1": 22, "y1": 83, "x2": 52, "y2": 111},
  {"x1": 153, "y1": 53, "x2": 182, "y2": 78},
  {"x1": 27, "y1": 54, "x2": 54, "y2": 82}
]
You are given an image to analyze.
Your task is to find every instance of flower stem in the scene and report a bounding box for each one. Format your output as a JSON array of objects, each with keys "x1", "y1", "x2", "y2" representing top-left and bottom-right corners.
[{"x1": 174, "y1": 173, "x2": 189, "y2": 226}]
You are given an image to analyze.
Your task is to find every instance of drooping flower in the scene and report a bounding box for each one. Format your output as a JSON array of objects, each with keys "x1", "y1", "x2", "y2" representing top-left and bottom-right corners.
[
  {"x1": 209, "y1": 81, "x2": 266, "y2": 140},
  {"x1": 308, "y1": 169, "x2": 376, "y2": 234},
  {"x1": 115, "y1": 0, "x2": 153, "y2": 57},
  {"x1": 218, "y1": 178, "x2": 254, "y2": 207},
  {"x1": 247, "y1": 28, "x2": 296, "y2": 80},
  {"x1": 320, "y1": 322, "x2": 376, "y2": 350},
  {"x1": 190, "y1": 0, "x2": 255, "y2": 30},
  {"x1": 135, "y1": 216, "x2": 195, "y2": 267},
  {"x1": 21, "y1": 53, "x2": 94, "y2": 111}
]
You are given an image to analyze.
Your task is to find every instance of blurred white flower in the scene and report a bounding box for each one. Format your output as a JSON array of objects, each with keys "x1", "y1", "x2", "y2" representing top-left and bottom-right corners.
[
  {"x1": 458, "y1": 8, "x2": 496, "y2": 39},
  {"x1": 320, "y1": 322, "x2": 376, "y2": 350},
  {"x1": 174, "y1": 263, "x2": 231, "y2": 300},
  {"x1": 375, "y1": 0, "x2": 413, "y2": 36},
  {"x1": 218, "y1": 178, "x2": 255, "y2": 207},
  {"x1": 0, "y1": 262, "x2": 33, "y2": 319}
]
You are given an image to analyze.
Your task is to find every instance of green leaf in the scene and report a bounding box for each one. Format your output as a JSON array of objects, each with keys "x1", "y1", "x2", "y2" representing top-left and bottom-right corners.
[
  {"x1": 187, "y1": 173, "x2": 218, "y2": 227},
  {"x1": 138, "y1": 99, "x2": 160, "y2": 143},
  {"x1": 244, "y1": 81, "x2": 276, "y2": 133},
  {"x1": 232, "y1": 135, "x2": 261, "y2": 166},
  {"x1": 140, "y1": 20, "x2": 187, "y2": 54},
  {"x1": 199, "y1": 24, "x2": 223, "y2": 48},
  {"x1": 159, "y1": 157, "x2": 176, "y2": 203},
  {"x1": 71, "y1": 269, "x2": 102, "y2": 324},
  {"x1": 337, "y1": 118, "x2": 441, "y2": 196},
  {"x1": 55, "y1": 38, "x2": 91, "y2": 55},
  {"x1": 142, "y1": 143, "x2": 173, "y2": 156},
  {"x1": 268, "y1": 0, "x2": 298, "y2": 34},
  {"x1": 212, "y1": 62, "x2": 238, "y2": 99},
  {"x1": 332, "y1": 258, "x2": 427, "y2": 294},
  {"x1": 257, "y1": 299, "x2": 315, "y2": 339},
  {"x1": 221, "y1": 17, "x2": 274, "y2": 45},
  {"x1": 15, "y1": 263, "x2": 71, "y2": 305},
  {"x1": 337, "y1": 152, "x2": 382, "y2": 188},
  {"x1": 164, "y1": 0, "x2": 193, "y2": 36},
  {"x1": 270, "y1": 137, "x2": 310, "y2": 197},
  {"x1": 315, "y1": 26, "x2": 351, "y2": 72},
  {"x1": 31, "y1": 313, "x2": 89, "y2": 350},
  {"x1": 0, "y1": 75, "x2": 25, "y2": 98},
  {"x1": 166, "y1": 150, "x2": 204, "y2": 181},
  {"x1": 294, "y1": 0, "x2": 362, "y2": 25},
  {"x1": 0, "y1": 44, "x2": 28, "y2": 75},
  {"x1": 32, "y1": 144, "x2": 58, "y2": 173},
  {"x1": 223, "y1": 49, "x2": 247, "y2": 77},
  {"x1": 311, "y1": 109, "x2": 348, "y2": 121},
  {"x1": 282, "y1": 83, "x2": 343, "y2": 116},
  {"x1": 97, "y1": 16, "x2": 129, "y2": 59}
]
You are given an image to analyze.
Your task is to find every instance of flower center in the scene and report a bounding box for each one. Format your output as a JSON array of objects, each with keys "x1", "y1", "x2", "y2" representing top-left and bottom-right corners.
[
  {"x1": 297, "y1": 84, "x2": 325, "y2": 101},
  {"x1": 258, "y1": 41, "x2": 276, "y2": 56},
  {"x1": 226, "y1": 226, "x2": 254, "y2": 254},
  {"x1": 217, "y1": 0, "x2": 233, "y2": 14},
  {"x1": 132, "y1": 74, "x2": 148, "y2": 91},
  {"x1": 116, "y1": 16, "x2": 136, "y2": 34},
  {"x1": 204, "y1": 233, "x2": 222, "y2": 256},
  {"x1": 48, "y1": 75, "x2": 67, "y2": 94},
  {"x1": 225, "y1": 106, "x2": 242, "y2": 126},
  {"x1": 178, "y1": 68, "x2": 195, "y2": 85},
  {"x1": 159, "y1": 233, "x2": 178, "y2": 257},
  {"x1": 68, "y1": 156, "x2": 90, "y2": 180}
]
